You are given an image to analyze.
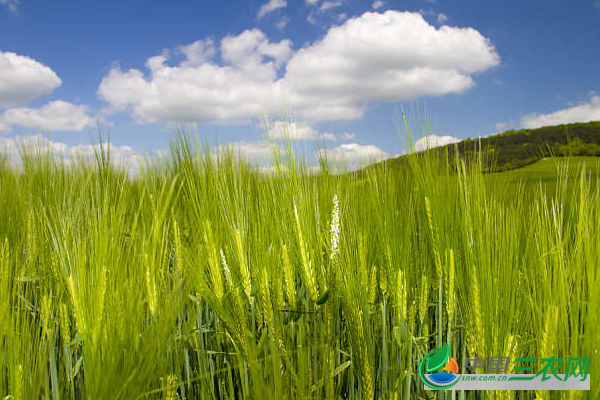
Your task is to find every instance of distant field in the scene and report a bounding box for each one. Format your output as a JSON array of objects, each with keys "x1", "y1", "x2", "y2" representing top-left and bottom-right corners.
[
  {"x1": 484, "y1": 156, "x2": 600, "y2": 200},
  {"x1": 495, "y1": 156, "x2": 600, "y2": 181}
]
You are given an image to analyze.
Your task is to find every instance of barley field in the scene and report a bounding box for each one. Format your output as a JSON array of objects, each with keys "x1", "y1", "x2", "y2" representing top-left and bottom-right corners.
[{"x1": 0, "y1": 132, "x2": 598, "y2": 400}]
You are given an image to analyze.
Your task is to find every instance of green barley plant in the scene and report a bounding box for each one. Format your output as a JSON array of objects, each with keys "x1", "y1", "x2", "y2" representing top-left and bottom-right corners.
[{"x1": 0, "y1": 118, "x2": 598, "y2": 400}]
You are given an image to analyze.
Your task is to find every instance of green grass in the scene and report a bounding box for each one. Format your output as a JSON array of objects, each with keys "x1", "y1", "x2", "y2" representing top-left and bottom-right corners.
[
  {"x1": 485, "y1": 156, "x2": 600, "y2": 202},
  {"x1": 493, "y1": 156, "x2": 600, "y2": 182},
  {"x1": 0, "y1": 134, "x2": 598, "y2": 400}
]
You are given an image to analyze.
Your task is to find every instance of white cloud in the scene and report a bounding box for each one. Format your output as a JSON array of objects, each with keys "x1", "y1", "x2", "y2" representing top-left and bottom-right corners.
[
  {"x1": 341, "y1": 132, "x2": 356, "y2": 140},
  {"x1": 0, "y1": 134, "x2": 150, "y2": 175},
  {"x1": 412, "y1": 134, "x2": 460, "y2": 151},
  {"x1": 437, "y1": 13, "x2": 448, "y2": 22},
  {"x1": 0, "y1": 50, "x2": 62, "y2": 108},
  {"x1": 495, "y1": 122, "x2": 508, "y2": 131},
  {"x1": 179, "y1": 39, "x2": 216, "y2": 67},
  {"x1": 0, "y1": 0, "x2": 18, "y2": 13},
  {"x1": 319, "y1": 142, "x2": 390, "y2": 164},
  {"x1": 319, "y1": 1, "x2": 343, "y2": 12},
  {"x1": 0, "y1": 119, "x2": 10, "y2": 134},
  {"x1": 372, "y1": 1, "x2": 385, "y2": 9},
  {"x1": 276, "y1": 17, "x2": 289, "y2": 30},
  {"x1": 0, "y1": 100, "x2": 95, "y2": 133},
  {"x1": 305, "y1": 0, "x2": 320, "y2": 5},
  {"x1": 257, "y1": 0, "x2": 286, "y2": 19},
  {"x1": 283, "y1": 11, "x2": 499, "y2": 120},
  {"x1": 520, "y1": 95, "x2": 600, "y2": 129},
  {"x1": 98, "y1": 29, "x2": 292, "y2": 124},
  {"x1": 267, "y1": 121, "x2": 336, "y2": 140},
  {"x1": 98, "y1": 11, "x2": 499, "y2": 126},
  {"x1": 216, "y1": 140, "x2": 281, "y2": 162},
  {"x1": 306, "y1": 12, "x2": 318, "y2": 24},
  {"x1": 221, "y1": 29, "x2": 292, "y2": 70}
]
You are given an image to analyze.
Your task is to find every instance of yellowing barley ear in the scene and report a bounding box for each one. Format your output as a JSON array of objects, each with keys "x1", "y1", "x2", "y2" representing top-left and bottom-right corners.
[
  {"x1": 540, "y1": 305, "x2": 558, "y2": 359},
  {"x1": 293, "y1": 203, "x2": 318, "y2": 302},
  {"x1": 173, "y1": 220, "x2": 183, "y2": 273},
  {"x1": 221, "y1": 249, "x2": 233, "y2": 288},
  {"x1": 59, "y1": 302, "x2": 71, "y2": 347},
  {"x1": 14, "y1": 364, "x2": 23, "y2": 400},
  {"x1": 67, "y1": 275, "x2": 86, "y2": 336},
  {"x1": 396, "y1": 268, "x2": 407, "y2": 322},
  {"x1": 95, "y1": 267, "x2": 107, "y2": 335},
  {"x1": 504, "y1": 334, "x2": 517, "y2": 373},
  {"x1": 41, "y1": 294, "x2": 52, "y2": 339},
  {"x1": 358, "y1": 234, "x2": 368, "y2": 289},
  {"x1": 281, "y1": 244, "x2": 296, "y2": 309},
  {"x1": 235, "y1": 229, "x2": 252, "y2": 300},
  {"x1": 419, "y1": 274, "x2": 429, "y2": 324},
  {"x1": 424, "y1": 196, "x2": 442, "y2": 279},
  {"x1": 369, "y1": 266, "x2": 378, "y2": 304},
  {"x1": 145, "y1": 253, "x2": 157, "y2": 316},
  {"x1": 221, "y1": 249, "x2": 248, "y2": 326},
  {"x1": 203, "y1": 220, "x2": 224, "y2": 300},
  {"x1": 163, "y1": 374, "x2": 178, "y2": 400},
  {"x1": 259, "y1": 267, "x2": 274, "y2": 328},
  {"x1": 26, "y1": 210, "x2": 36, "y2": 268}
]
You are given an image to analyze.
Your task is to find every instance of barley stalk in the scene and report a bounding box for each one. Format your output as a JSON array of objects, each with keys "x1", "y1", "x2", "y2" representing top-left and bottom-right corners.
[
  {"x1": 235, "y1": 229, "x2": 252, "y2": 300},
  {"x1": 204, "y1": 220, "x2": 224, "y2": 300},
  {"x1": 294, "y1": 203, "x2": 318, "y2": 302}
]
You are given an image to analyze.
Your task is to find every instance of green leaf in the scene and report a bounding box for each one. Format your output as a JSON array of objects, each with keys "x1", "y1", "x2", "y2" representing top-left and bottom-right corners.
[
  {"x1": 333, "y1": 360, "x2": 352, "y2": 376},
  {"x1": 425, "y1": 343, "x2": 450, "y2": 372},
  {"x1": 316, "y1": 289, "x2": 330, "y2": 305}
]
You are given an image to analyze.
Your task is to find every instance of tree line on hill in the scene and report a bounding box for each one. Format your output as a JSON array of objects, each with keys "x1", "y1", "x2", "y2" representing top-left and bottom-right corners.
[{"x1": 380, "y1": 121, "x2": 600, "y2": 172}]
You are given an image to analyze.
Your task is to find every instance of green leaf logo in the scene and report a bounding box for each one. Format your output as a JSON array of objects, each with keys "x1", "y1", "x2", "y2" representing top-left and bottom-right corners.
[{"x1": 425, "y1": 343, "x2": 450, "y2": 372}]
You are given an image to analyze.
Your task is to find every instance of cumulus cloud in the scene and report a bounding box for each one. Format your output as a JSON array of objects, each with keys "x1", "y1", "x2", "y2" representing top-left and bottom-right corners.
[
  {"x1": 520, "y1": 95, "x2": 600, "y2": 129},
  {"x1": 0, "y1": 49, "x2": 62, "y2": 108},
  {"x1": 412, "y1": 134, "x2": 460, "y2": 151},
  {"x1": 372, "y1": 1, "x2": 385, "y2": 9},
  {"x1": 319, "y1": 142, "x2": 391, "y2": 164},
  {"x1": 341, "y1": 132, "x2": 356, "y2": 140},
  {"x1": 0, "y1": 100, "x2": 95, "y2": 133},
  {"x1": 98, "y1": 29, "x2": 292, "y2": 124},
  {"x1": 257, "y1": 0, "x2": 286, "y2": 19},
  {"x1": 495, "y1": 122, "x2": 508, "y2": 131},
  {"x1": 437, "y1": 13, "x2": 448, "y2": 22},
  {"x1": 179, "y1": 39, "x2": 216, "y2": 67},
  {"x1": 276, "y1": 17, "x2": 289, "y2": 30},
  {"x1": 216, "y1": 140, "x2": 281, "y2": 162},
  {"x1": 0, "y1": 134, "x2": 150, "y2": 175},
  {"x1": 0, "y1": 0, "x2": 18, "y2": 13},
  {"x1": 267, "y1": 121, "x2": 336, "y2": 140},
  {"x1": 98, "y1": 11, "x2": 499, "y2": 126},
  {"x1": 319, "y1": 1, "x2": 343, "y2": 12}
]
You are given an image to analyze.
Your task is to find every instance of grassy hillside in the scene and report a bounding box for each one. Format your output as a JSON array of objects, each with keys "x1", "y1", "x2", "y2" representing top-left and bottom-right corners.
[
  {"x1": 486, "y1": 156, "x2": 600, "y2": 194},
  {"x1": 0, "y1": 135, "x2": 598, "y2": 400},
  {"x1": 379, "y1": 120, "x2": 600, "y2": 172}
]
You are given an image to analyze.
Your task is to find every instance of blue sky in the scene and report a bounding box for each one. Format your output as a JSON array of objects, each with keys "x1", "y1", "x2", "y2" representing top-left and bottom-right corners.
[{"x1": 1, "y1": 0, "x2": 600, "y2": 166}]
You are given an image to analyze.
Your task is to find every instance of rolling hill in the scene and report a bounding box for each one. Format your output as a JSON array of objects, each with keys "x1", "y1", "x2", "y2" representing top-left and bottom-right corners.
[{"x1": 380, "y1": 120, "x2": 600, "y2": 173}]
